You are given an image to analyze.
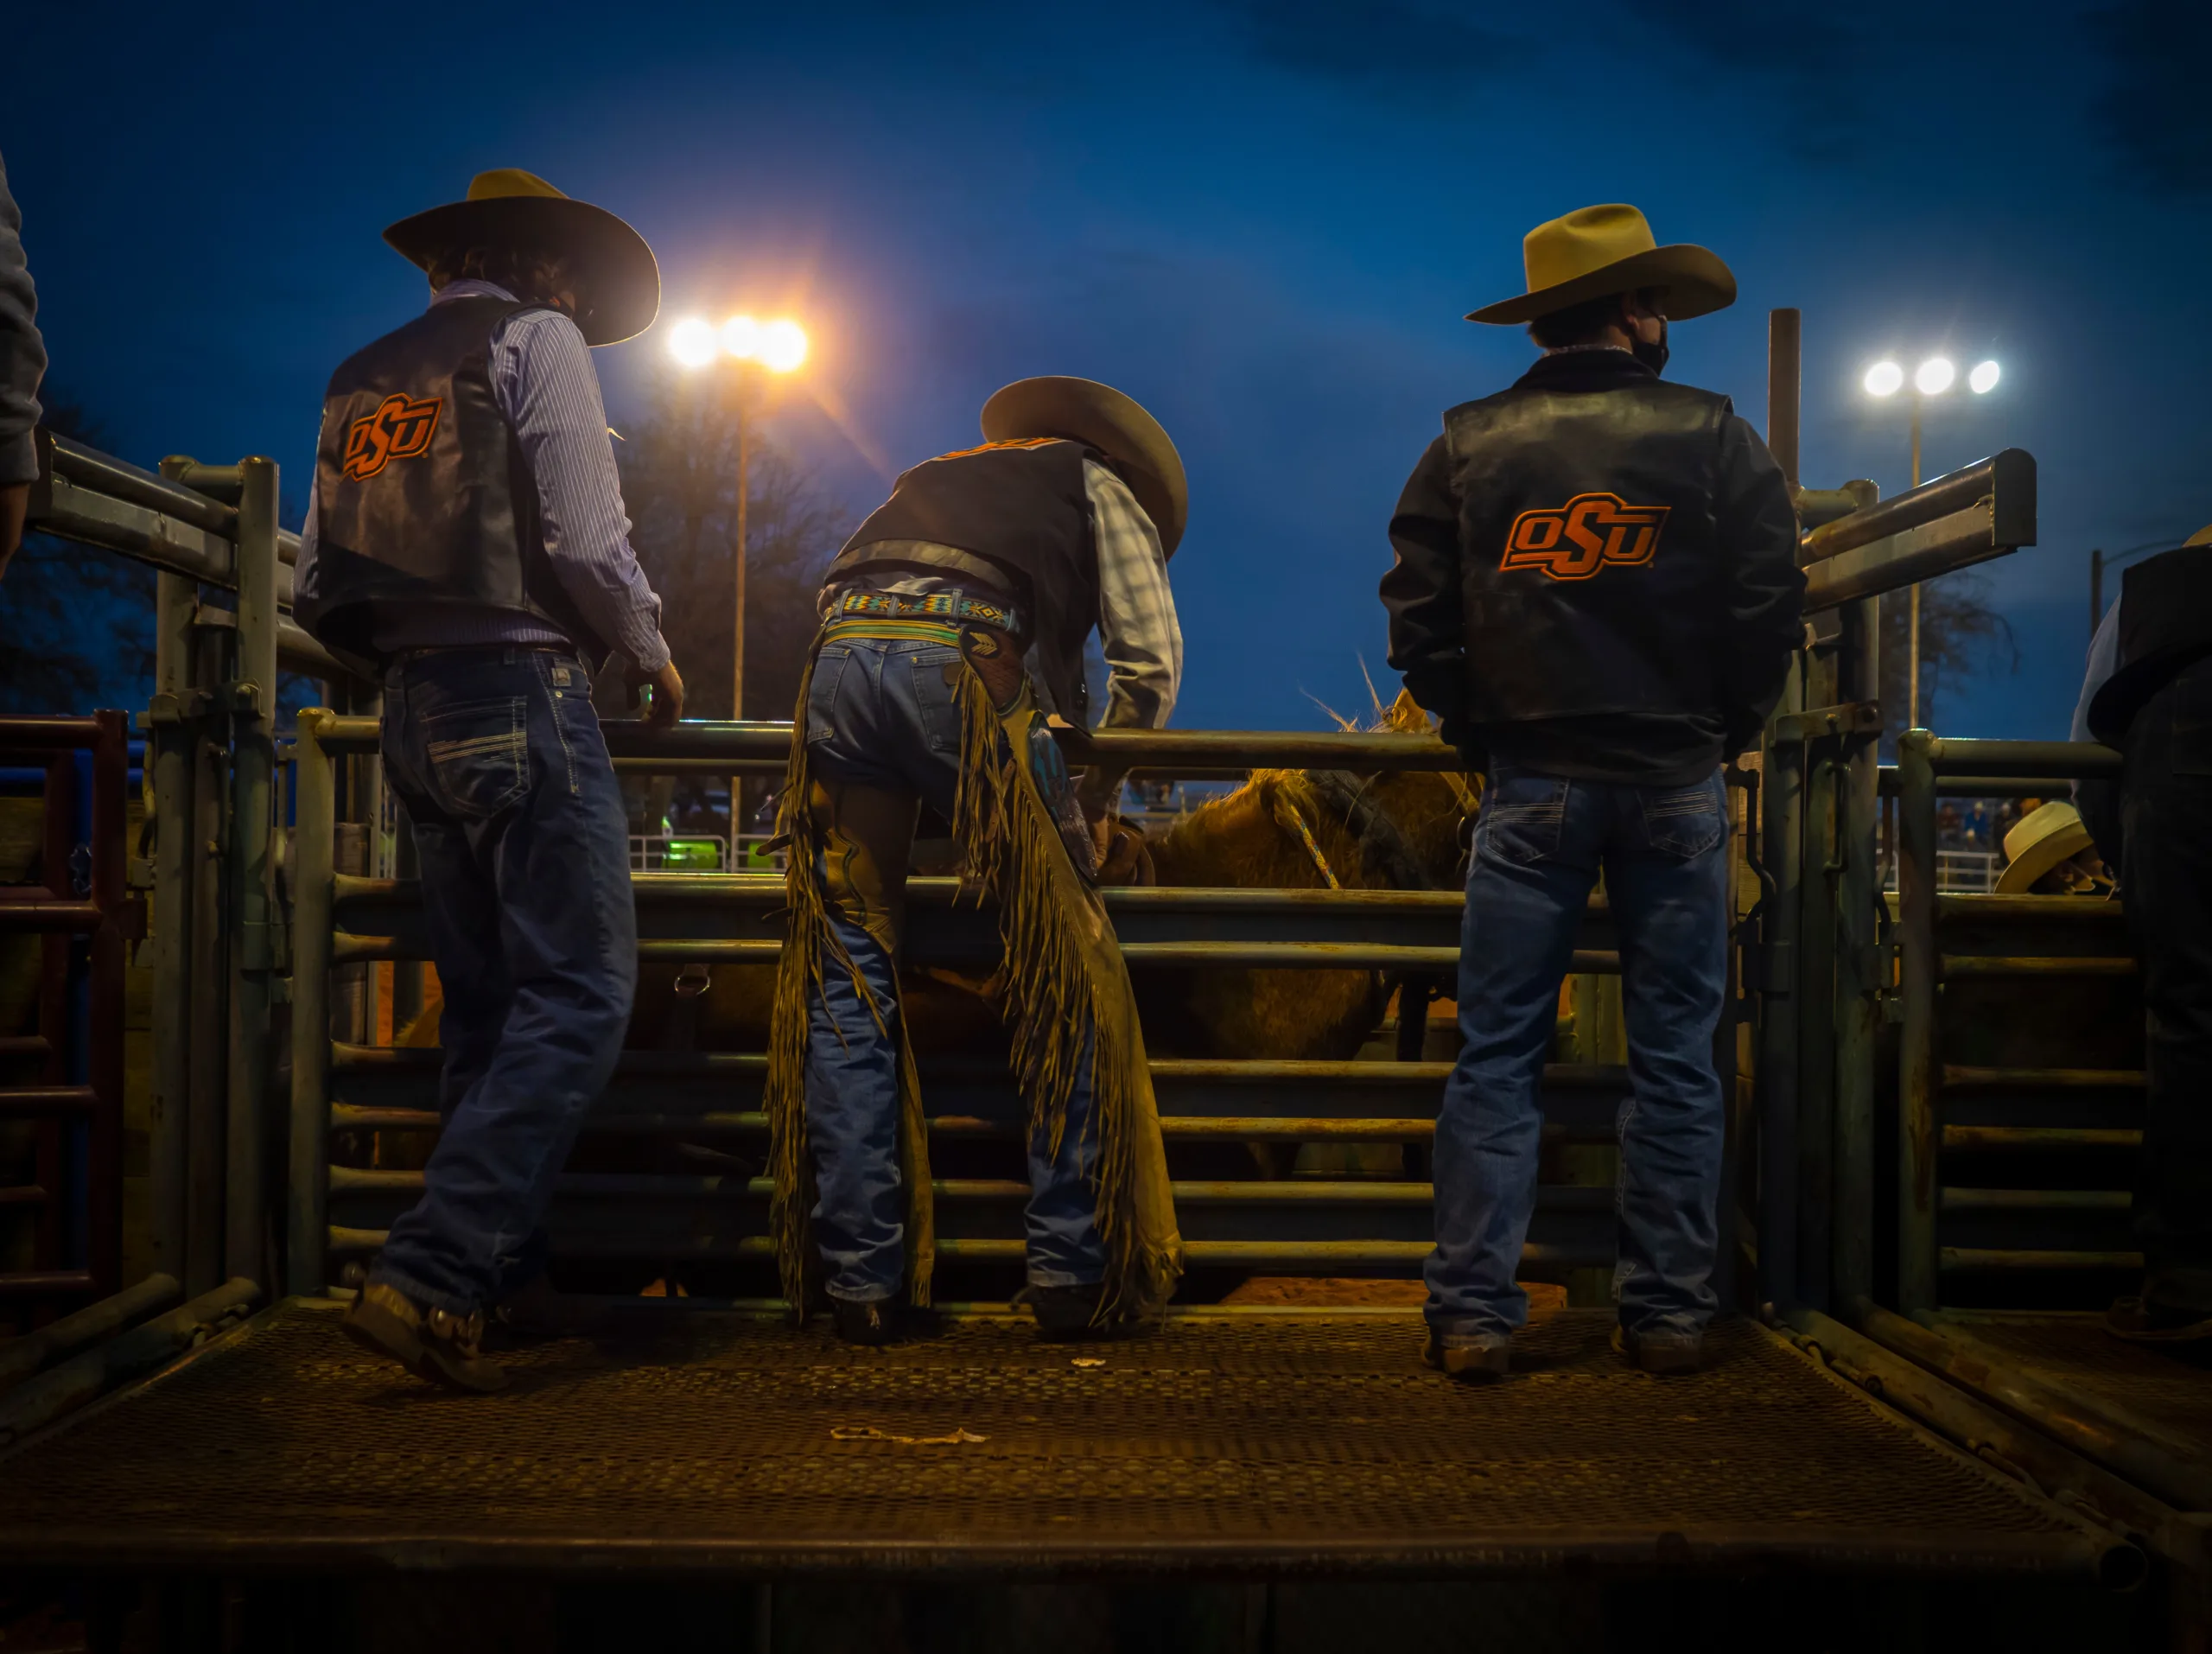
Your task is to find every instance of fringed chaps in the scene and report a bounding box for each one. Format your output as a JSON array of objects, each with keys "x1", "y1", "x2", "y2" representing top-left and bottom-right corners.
[{"x1": 766, "y1": 638, "x2": 1183, "y2": 1320}]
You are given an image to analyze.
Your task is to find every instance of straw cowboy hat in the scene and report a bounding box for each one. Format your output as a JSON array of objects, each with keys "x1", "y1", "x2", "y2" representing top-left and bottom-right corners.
[
  {"x1": 384, "y1": 169, "x2": 660, "y2": 347},
  {"x1": 1996, "y1": 800, "x2": 2099, "y2": 894},
  {"x1": 1468, "y1": 203, "x2": 1737, "y2": 327},
  {"x1": 982, "y1": 377, "x2": 1189, "y2": 557}
]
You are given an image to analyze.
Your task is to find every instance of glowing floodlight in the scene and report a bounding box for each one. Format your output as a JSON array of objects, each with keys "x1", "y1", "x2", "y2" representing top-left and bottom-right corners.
[
  {"x1": 721, "y1": 315, "x2": 761, "y2": 359},
  {"x1": 1969, "y1": 359, "x2": 2000, "y2": 394},
  {"x1": 668, "y1": 317, "x2": 719, "y2": 369},
  {"x1": 758, "y1": 319, "x2": 809, "y2": 373},
  {"x1": 1864, "y1": 360, "x2": 1904, "y2": 398},
  {"x1": 1915, "y1": 357, "x2": 1956, "y2": 396}
]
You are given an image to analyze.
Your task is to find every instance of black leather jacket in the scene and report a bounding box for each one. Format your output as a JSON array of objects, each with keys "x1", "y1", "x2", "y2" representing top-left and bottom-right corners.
[{"x1": 1382, "y1": 350, "x2": 1803, "y2": 786}]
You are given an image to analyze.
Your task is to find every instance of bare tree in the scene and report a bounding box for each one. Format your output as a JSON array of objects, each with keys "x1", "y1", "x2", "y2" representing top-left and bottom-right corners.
[
  {"x1": 0, "y1": 399, "x2": 156, "y2": 714},
  {"x1": 618, "y1": 372, "x2": 851, "y2": 724},
  {"x1": 1878, "y1": 569, "x2": 2018, "y2": 741}
]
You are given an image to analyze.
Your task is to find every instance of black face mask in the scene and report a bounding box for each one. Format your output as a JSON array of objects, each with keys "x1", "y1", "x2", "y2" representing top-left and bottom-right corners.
[{"x1": 1631, "y1": 319, "x2": 1670, "y2": 376}]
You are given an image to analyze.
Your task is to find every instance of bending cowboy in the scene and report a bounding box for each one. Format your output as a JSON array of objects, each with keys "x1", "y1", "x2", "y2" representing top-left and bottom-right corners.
[
  {"x1": 296, "y1": 170, "x2": 684, "y2": 1390},
  {"x1": 766, "y1": 377, "x2": 1185, "y2": 1345},
  {"x1": 1382, "y1": 204, "x2": 1804, "y2": 1380}
]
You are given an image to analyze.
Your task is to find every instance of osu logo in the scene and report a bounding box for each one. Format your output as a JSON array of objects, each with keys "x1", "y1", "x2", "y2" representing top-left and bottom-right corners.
[
  {"x1": 1501, "y1": 493, "x2": 1670, "y2": 580},
  {"x1": 341, "y1": 393, "x2": 443, "y2": 481}
]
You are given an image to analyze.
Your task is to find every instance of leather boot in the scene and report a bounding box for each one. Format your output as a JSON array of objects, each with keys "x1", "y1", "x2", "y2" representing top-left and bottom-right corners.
[{"x1": 343, "y1": 1282, "x2": 507, "y2": 1393}]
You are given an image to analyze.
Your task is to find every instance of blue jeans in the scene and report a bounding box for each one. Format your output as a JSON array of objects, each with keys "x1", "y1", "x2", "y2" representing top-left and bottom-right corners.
[
  {"x1": 370, "y1": 646, "x2": 638, "y2": 1314},
  {"x1": 1427, "y1": 766, "x2": 1732, "y2": 1344},
  {"x1": 804, "y1": 633, "x2": 1105, "y2": 1302}
]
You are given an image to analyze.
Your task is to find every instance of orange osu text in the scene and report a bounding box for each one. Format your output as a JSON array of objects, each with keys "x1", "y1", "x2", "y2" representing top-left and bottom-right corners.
[
  {"x1": 1500, "y1": 493, "x2": 1670, "y2": 580},
  {"x1": 342, "y1": 393, "x2": 444, "y2": 481}
]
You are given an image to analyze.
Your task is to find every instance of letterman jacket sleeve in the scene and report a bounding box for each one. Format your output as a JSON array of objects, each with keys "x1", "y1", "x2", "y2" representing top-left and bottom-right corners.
[
  {"x1": 1713, "y1": 408, "x2": 1807, "y2": 753},
  {"x1": 1381, "y1": 435, "x2": 1470, "y2": 747}
]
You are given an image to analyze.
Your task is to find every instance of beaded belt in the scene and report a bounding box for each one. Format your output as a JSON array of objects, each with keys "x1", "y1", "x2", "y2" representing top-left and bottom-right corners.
[{"x1": 821, "y1": 588, "x2": 1021, "y2": 647}]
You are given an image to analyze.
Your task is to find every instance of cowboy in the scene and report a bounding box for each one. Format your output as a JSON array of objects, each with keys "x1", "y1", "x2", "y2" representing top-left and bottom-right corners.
[
  {"x1": 2075, "y1": 524, "x2": 2212, "y2": 1344},
  {"x1": 766, "y1": 378, "x2": 1185, "y2": 1345},
  {"x1": 296, "y1": 170, "x2": 685, "y2": 1390},
  {"x1": 1382, "y1": 204, "x2": 1804, "y2": 1379}
]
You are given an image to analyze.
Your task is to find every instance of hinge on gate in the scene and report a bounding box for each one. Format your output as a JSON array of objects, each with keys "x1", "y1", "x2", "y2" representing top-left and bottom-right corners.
[
  {"x1": 1770, "y1": 702, "x2": 1885, "y2": 745},
  {"x1": 142, "y1": 690, "x2": 213, "y2": 727},
  {"x1": 222, "y1": 681, "x2": 268, "y2": 719}
]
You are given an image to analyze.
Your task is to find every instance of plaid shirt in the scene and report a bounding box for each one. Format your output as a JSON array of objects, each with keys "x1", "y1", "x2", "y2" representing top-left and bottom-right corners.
[{"x1": 826, "y1": 458, "x2": 1183, "y2": 729}]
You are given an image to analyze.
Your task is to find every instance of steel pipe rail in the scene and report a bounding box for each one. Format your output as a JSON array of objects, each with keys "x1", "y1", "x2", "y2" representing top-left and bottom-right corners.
[
  {"x1": 1799, "y1": 450, "x2": 2034, "y2": 613},
  {"x1": 1802, "y1": 448, "x2": 2033, "y2": 563},
  {"x1": 1894, "y1": 730, "x2": 2148, "y2": 1311},
  {"x1": 1856, "y1": 1301, "x2": 2212, "y2": 1516},
  {"x1": 0, "y1": 1273, "x2": 182, "y2": 1394},
  {"x1": 1919, "y1": 737, "x2": 2123, "y2": 779},
  {"x1": 309, "y1": 714, "x2": 1466, "y2": 773},
  {"x1": 28, "y1": 432, "x2": 347, "y2": 682},
  {"x1": 1778, "y1": 1304, "x2": 2168, "y2": 1581}
]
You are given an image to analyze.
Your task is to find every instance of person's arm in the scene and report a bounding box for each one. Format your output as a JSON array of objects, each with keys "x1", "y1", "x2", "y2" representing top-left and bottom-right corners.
[
  {"x1": 2072, "y1": 600, "x2": 2121, "y2": 743},
  {"x1": 0, "y1": 150, "x2": 49, "y2": 578},
  {"x1": 1713, "y1": 410, "x2": 1807, "y2": 754},
  {"x1": 1084, "y1": 459, "x2": 1182, "y2": 731},
  {"x1": 1075, "y1": 459, "x2": 1183, "y2": 820},
  {"x1": 2071, "y1": 599, "x2": 2125, "y2": 869},
  {"x1": 493, "y1": 309, "x2": 675, "y2": 683},
  {"x1": 1381, "y1": 435, "x2": 1470, "y2": 747}
]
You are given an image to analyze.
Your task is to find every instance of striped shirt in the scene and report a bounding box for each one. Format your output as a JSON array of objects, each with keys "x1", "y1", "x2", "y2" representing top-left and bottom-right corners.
[
  {"x1": 295, "y1": 280, "x2": 671, "y2": 671},
  {"x1": 824, "y1": 459, "x2": 1183, "y2": 728}
]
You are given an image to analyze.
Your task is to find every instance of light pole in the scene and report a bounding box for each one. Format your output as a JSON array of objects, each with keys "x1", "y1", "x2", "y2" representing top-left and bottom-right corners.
[
  {"x1": 1863, "y1": 353, "x2": 2000, "y2": 728},
  {"x1": 669, "y1": 312, "x2": 810, "y2": 860}
]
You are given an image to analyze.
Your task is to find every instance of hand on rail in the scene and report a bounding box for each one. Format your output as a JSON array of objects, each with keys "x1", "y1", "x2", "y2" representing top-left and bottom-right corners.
[{"x1": 642, "y1": 658, "x2": 685, "y2": 728}]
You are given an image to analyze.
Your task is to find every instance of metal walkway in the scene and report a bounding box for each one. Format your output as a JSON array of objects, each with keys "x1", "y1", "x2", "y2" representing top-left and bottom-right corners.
[{"x1": 0, "y1": 1303, "x2": 2130, "y2": 1581}]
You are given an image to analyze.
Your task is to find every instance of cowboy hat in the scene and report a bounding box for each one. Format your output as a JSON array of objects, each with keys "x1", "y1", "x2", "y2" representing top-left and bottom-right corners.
[
  {"x1": 1996, "y1": 799, "x2": 2099, "y2": 894},
  {"x1": 981, "y1": 377, "x2": 1188, "y2": 557},
  {"x1": 384, "y1": 169, "x2": 660, "y2": 347},
  {"x1": 1468, "y1": 203, "x2": 1736, "y2": 327}
]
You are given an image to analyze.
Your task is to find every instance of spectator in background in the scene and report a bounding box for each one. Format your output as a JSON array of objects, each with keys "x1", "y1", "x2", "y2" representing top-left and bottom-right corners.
[{"x1": 0, "y1": 150, "x2": 48, "y2": 580}]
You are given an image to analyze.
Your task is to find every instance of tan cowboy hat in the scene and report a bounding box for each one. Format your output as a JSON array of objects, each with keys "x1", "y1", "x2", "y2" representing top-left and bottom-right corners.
[
  {"x1": 1996, "y1": 799, "x2": 2097, "y2": 894},
  {"x1": 2186, "y1": 524, "x2": 2212, "y2": 547},
  {"x1": 1468, "y1": 203, "x2": 1737, "y2": 327},
  {"x1": 384, "y1": 169, "x2": 660, "y2": 347},
  {"x1": 981, "y1": 377, "x2": 1189, "y2": 557}
]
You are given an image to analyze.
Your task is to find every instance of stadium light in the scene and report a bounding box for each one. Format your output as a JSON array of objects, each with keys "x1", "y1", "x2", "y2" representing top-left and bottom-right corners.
[
  {"x1": 1914, "y1": 357, "x2": 1955, "y2": 396},
  {"x1": 1864, "y1": 360, "x2": 1904, "y2": 398},
  {"x1": 1969, "y1": 359, "x2": 2000, "y2": 394},
  {"x1": 668, "y1": 317, "x2": 719, "y2": 369}
]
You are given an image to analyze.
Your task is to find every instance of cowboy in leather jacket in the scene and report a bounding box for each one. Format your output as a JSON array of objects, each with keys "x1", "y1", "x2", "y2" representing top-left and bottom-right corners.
[{"x1": 1383, "y1": 219, "x2": 1802, "y2": 786}]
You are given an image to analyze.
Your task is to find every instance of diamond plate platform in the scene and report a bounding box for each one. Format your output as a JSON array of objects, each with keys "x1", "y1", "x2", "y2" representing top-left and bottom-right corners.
[
  {"x1": 1929, "y1": 1311, "x2": 2212, "y2": 1453},
  {"x1": 0, "y1": 1305, "x2": 2121, "y2": 1579}
]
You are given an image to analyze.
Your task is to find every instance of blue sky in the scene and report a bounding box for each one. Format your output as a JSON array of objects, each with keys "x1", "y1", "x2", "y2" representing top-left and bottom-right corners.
[{"x1": 10, "y1": 0, "x2": 2209, "y2": 734}]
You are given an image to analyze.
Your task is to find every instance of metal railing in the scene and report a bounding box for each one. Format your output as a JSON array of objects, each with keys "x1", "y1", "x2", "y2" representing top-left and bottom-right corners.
[
  {"x1": 286, "y1": 713, "x2": 1661, "y2": 1301},
  {"x1": 1894, "y1": 735, "x2": 2134, "y2": 1312},
  {"x1": 0, "y1": 715, "x2": 132, "y2": 1307}
]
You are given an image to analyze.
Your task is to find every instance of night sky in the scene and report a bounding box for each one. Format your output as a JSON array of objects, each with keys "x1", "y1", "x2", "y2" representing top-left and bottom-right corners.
[{"x1": 9, "y1": 0, "x2": 2209, "y2": 735}]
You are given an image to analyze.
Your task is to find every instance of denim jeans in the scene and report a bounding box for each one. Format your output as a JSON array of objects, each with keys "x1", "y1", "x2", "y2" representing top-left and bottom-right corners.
[
  {"x1": 370, "y1": 646, "x2": 638, "y2": 1314},
  {"x1": 804, "y1": 633, "x2": 1105, "y2": 1301},
  {"x1": 2121, "y1": 659, "x2": 2212, "y2": 1314},
  {"x1": 1427, "y1": 766, "x2": 1732, "y2": 1344}
]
